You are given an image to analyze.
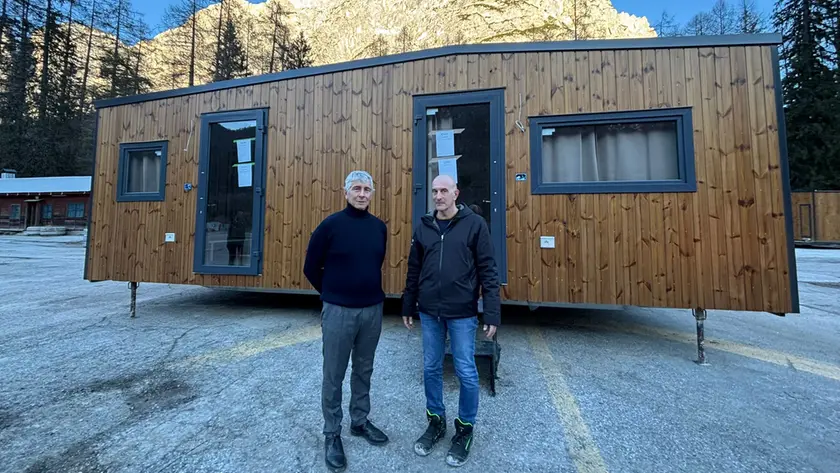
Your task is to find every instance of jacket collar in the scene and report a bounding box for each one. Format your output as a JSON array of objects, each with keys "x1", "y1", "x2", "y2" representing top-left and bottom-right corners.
[{"x1": 421, "y1": 203, "x2": 472, "y2": 226}]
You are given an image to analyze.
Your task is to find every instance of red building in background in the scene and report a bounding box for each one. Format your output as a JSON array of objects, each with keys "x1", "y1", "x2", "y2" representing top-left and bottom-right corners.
[{"x1": 0, "y1": 169, "x2": 91, "y2": 232}]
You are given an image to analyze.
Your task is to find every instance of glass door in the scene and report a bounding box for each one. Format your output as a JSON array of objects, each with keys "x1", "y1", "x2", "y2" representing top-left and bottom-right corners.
[
  {"x1": 412, "y1": 90, "x2": 507, "y2": 283},
  {"x1": 193, "y1": 109, "x2": 267, "y2": 275}
]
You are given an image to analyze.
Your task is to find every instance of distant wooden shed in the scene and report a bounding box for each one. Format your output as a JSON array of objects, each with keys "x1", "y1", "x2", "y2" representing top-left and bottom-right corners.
[
  {"x1": 792, "y1": 191, "x2": 840, "y2": 243},
  {"x1": 84, "y1": 33, "x2": 799, "y2": 318}
]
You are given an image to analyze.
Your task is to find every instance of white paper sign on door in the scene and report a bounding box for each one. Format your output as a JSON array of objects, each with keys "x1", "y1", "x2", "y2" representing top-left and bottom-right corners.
[
  {"x1": 435, "y1": 130, "x2": 455, "y2": 157},
  {"x1": 235, "y1": 139, "x2": 253, "y2": 163},
  {"x1": 438, "y1": 158, "x2": 458, "y2": 183},
  {"x1": 235, "y1": 162, "x2": 253, "y2": 187}
]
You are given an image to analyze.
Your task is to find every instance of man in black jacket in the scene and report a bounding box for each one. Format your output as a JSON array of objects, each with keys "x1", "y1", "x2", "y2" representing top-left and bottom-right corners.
[
  {"x1": 304, "y1": 170, "x2": 389, "y2": 473},
  {"x1": 402, "y1": 174, "x2": 501, "y2": 468}
]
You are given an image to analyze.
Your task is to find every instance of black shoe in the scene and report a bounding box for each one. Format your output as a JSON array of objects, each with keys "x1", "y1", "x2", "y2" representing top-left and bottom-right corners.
[
  {"x1": 350, "y1": 420, "x2": 389, "y2": 445},
  {"x1": 324, "y1": 434, "x2": 346, "y2": 472},
  {"x1": 445, "y1": 418, "x2": 474, "y2": 467},
  {"x1": 414, "y1": 409, "x2": 446, "y2": 456}
]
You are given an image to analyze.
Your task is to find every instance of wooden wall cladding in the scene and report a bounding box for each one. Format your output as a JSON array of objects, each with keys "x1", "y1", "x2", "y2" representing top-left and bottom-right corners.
[
  {"x1": 814, "y1": 192, "x2": 840, "y2": 242},
  {"x1": 87, "y1": 44, "x2": 794, "y2": 313}
]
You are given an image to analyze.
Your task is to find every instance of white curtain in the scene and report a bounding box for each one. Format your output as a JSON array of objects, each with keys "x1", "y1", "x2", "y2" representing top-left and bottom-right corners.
[
  {"x1": 426, "y1": 112, "x2": 454, "y2": 212},
  {"x1": 127, "y1": 150, "x2": 161, "y2": 193},
  {"x1": 541, "y1": 122, "x2": 679, "y2": 183}
]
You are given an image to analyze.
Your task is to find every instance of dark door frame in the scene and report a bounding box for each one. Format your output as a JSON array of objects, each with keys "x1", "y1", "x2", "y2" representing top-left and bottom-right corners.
[
  {"x1": 411, "y1": 88, "x2": 508, "y2": 284},
  {"x1": 798, "y1": 203, "x2": 813, "y2": 239},
  {"x1": 193, "y1": 108, "x2": 268, "y2": 276}
]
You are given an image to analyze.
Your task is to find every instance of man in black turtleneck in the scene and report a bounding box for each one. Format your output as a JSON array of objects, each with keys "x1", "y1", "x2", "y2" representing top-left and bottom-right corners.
[{"x1": 304, "y1": 170, "x2": 389, "y2": 472}]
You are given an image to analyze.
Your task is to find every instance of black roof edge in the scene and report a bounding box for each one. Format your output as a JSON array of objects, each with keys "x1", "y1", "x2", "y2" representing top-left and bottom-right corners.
[{"x1": 94, "y1": 33, "x2": 783, "y2": 109}]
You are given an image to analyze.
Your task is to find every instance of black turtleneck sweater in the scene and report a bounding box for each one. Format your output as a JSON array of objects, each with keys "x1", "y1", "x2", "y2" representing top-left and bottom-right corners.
[{"x1": 303, "y1": 204, "x2": 388, "y2": 308}]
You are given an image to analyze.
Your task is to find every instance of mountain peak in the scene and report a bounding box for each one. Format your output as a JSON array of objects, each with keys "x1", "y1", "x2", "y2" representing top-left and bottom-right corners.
[{"x1": 131, "y1": 0, "x2": 655, "y2": 92}]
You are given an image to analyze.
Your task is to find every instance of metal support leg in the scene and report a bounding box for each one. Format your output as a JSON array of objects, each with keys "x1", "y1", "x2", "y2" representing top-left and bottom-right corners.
[
  {"x1": 129, "y1": 282, "x2": 138, "y2": 318},
  {"x1": 693, "y1": 308, "x2": 708, "y2": 365}
]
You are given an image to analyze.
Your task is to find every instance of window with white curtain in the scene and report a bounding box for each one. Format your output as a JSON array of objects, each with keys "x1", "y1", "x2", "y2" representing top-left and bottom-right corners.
[
  {"x1": 529, "y1": 107, "x2": 696, "y2": 194},
  {"x1": 117, "y1": 141, "x2": 168, "y2": 201}
]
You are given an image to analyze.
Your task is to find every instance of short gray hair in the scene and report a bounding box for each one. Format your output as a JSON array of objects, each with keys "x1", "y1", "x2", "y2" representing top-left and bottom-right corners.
[{"x1": 344, "y1": 170, "x2": 374, "y2": 192}]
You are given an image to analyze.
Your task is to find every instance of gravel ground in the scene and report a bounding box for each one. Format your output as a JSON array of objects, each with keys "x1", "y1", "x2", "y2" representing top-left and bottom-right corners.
[{"x1": 1, "y1": 235, "x2": 838, "y2": 473}]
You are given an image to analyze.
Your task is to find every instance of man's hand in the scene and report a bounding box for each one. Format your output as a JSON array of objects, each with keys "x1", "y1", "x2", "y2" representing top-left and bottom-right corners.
[
  {"x1": 403, "y1": 316, "x2": 414, "y2": 330},
  {"x1": 483, "y1": 324, "x2": 497, "y2": 339}
]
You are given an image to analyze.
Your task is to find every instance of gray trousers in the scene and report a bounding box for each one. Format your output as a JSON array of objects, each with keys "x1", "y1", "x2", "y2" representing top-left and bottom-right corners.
[{"x1": 321, "y1": 301, "x2": 383, "y2": 435}]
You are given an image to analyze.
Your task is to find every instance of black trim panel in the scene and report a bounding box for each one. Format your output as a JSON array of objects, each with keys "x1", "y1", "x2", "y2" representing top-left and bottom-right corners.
[
  {"x1": 772, "y1": 46, "x2": 800, "y2": 314},
  {"x1": 84, "y1": 110, "x2": 99, "y2": 281}
]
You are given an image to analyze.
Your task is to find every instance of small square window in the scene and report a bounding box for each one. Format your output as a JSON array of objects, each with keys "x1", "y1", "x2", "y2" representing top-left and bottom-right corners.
[
  {"x1": 529, "y1": 108, "x2": 696, "y2": 194},
  {"x1": 117, "y1": 141, "x2": 168, "y2": 201},
  {"x1": 67, "y1": 203, "x2": 85, "y2": 218},
  {"x1": 10, "y1": 204, "x2": 20, "y2": 219},
  {"x1": 41, "y1": 204, "x2": 52, "y2": 219}
]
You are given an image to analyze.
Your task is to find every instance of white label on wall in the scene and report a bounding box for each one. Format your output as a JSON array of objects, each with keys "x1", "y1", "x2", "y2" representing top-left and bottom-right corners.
[{"x1": 540, "y1": 236, "x2": 555, "y2": 248}]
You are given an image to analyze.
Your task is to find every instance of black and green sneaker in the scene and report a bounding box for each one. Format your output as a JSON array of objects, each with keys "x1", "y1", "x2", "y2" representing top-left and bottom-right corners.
[
  {"x1": 414, "y1": 409, "x2": 446, "y2": 456},
  {"x1": 445, "y1": 418, "x2": 474, "y2": 467}
]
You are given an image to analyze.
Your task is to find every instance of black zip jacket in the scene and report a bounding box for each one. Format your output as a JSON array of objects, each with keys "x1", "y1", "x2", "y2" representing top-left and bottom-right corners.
[{"x1": 402, "y1": 204, "x2": 501, "y2": 326}]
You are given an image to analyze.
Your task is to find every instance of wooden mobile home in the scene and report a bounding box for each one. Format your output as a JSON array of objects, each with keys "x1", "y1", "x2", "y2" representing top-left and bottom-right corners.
[
  {"x1": 792, "y1": 190, "x2": 840, "y2": 243},
  {"x1": 84, "y1": 33, "x2": 799, "y2": 324}
]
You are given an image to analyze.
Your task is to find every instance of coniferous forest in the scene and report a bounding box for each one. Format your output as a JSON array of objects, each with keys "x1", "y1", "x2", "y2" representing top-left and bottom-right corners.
[
  {"x1": 0, "y1": 0, "x2": 836, "y2": 191},
  {"x1": 0, "y1": 0, "x2": 312, "y2": 178}
]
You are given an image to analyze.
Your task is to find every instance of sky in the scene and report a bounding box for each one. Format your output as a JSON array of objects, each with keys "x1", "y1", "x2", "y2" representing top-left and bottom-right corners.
[{"x1": 132, "y1": 0, "x2": 780, "y2": 37}]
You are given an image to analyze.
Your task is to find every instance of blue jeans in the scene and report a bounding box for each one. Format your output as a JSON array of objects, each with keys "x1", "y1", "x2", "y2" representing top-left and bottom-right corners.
[{"x1": 420, "y1": 312, "x2": 479, "y2": 424}]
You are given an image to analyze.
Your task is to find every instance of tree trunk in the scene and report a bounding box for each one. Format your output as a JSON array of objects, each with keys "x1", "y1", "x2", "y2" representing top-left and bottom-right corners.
[
  {"x1": 189, "y1": 0, "x2": 196, "y2": 86},
  {"x1": 79, "y1": 0, "x2": 95, "y2": 109},
  {"x1": 111, "y1": 0, "x2": 123, "y2": 96},
  {"x1": 60, "y1": 0, "x2": 75, "y2": 101},
  {"x1": 39, "y1": 0, "x2": 55, "y2": 121}
]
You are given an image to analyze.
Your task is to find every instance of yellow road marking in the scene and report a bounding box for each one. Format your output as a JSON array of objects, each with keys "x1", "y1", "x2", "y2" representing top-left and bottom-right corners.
[
  {"x1": 595, "y1": 321, "x2": 840, "y2": 383},
  {"x1": 172, "y1": 316, "x2": 405, "y2": 369},
  {"x1": 175, "y1": 323, "x2": 322, "y2": 368},
  {"x1": 528, "y1": 328, "x2": 610, "y2": 473}
]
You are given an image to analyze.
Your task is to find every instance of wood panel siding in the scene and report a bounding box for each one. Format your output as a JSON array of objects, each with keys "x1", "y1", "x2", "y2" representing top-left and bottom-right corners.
[
  {"x1": 87, "y1": 44, "x2": 795, "y2": 313},
  {"x1": 814, "y1": 192, "x2": 840, "y2": 242}
]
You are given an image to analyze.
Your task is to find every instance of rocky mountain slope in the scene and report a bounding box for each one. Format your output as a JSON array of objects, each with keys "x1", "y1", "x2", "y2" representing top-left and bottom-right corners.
[{"x1": 129, "y1": 0, "x2": 657, "y2": 93}]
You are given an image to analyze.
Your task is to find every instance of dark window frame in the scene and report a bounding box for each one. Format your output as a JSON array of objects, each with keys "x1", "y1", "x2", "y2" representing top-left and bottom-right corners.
[
  {"x1": 116, "y1": 140, "x2": 168, "y2": 202},
  {"x1": 67, "y1": 203, "x2": 85, "y2": 218},
  {"x1": 10, "y1": 204, "x2": 21, "y2": 219},
  {"x1": 192, "y1": 108, "x2": 268, "y2": 277},
  {"x1": 528, "y1": 107, "x2": 697, "y2": 194}
]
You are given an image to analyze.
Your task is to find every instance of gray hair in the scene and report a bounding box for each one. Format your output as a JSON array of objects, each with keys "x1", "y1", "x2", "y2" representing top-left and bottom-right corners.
[{"x1": 344, "y1": 170, "x2": 375, "y2": 192}]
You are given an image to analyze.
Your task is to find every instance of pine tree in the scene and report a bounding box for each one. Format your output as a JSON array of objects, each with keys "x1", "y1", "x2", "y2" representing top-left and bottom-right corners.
[
  {"x1": 709, "y1": 0, "x2": 736, "y2": 35},
  {"x1": 683, "y1": 12, "x2": 714, "y2": 35},
  {"x1": 396, "y1": 25, "x2": 414, "y2": 53},
  {"x1": 0, "y1": 0, "x2": 37, "y2": 176},
  {"x1": 653, "y1": 10, "x2": 680, "y2": 37},
  {"x1": 736, "y1": 0, "x2": 768, "y2": 33},
  {"x1": 96, "y1": 0, "x2": 151, "y2": 99},
  {"x1": 160, "y1": 0, "x2": 212, "y2": 87},
  {"x1": 283, "y1": 31, "x2": 312, "y2": 70},
  {"x1": 262, "y1": 0, "x2": 289, "y2": 73},
  {"x1": 774, "y1": 0, "x2": 838, "y2": 189},
  {"x1": 212, "y1": 16, "x2": 247, "y2": 81}
]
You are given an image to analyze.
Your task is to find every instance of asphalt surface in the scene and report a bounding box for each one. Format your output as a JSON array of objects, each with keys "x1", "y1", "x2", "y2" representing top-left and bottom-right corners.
[{"x1": 1, "y1": 235, "x2": 839, "y2": 473}]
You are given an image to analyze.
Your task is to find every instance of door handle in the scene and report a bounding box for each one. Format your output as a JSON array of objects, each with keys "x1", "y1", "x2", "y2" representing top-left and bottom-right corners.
[{"x1": 414, "y1": 183, "x2": 422, "y2": 194}]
